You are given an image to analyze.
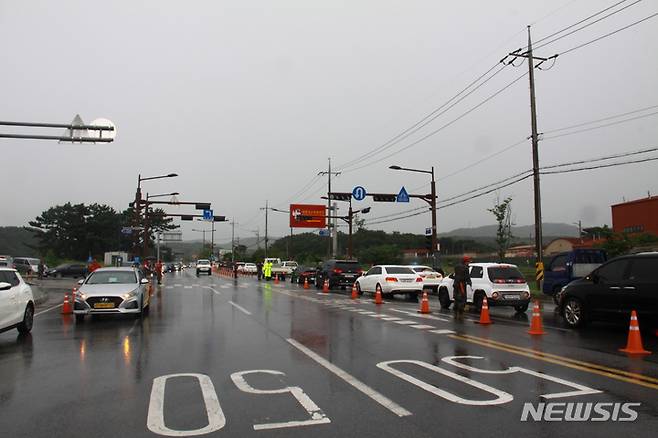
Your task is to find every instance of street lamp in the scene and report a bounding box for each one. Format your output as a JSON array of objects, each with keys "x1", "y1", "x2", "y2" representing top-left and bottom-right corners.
[{"x1": 389, "y1": 165, "x2": 438, "y2": 268}]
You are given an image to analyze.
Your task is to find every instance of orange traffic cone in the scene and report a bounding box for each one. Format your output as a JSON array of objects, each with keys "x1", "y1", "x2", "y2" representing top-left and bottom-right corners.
[
  {"x1": 418, "y1": 291, "x2": 430, "y2": 314},
  {"x1": 61, "y1": 292, "x2": 72, "y2": 315},
  {"x1": 619, "y1": 310, "x2": 651, "y2": 355},
  {"x1": 375, "y1": 287, "x2": 383, "y2": 305},
  {"x1": 351, "y1": 283, "x2": 358, "y2": 300},
  {"x1": 323, "y1": 279, "x2": 329, "y2": 293},
  {"x1": 303, "y1": 277, "x2": 310, "y2": 289},
  {"x1": 274, "y1": 274, "x2": 279, "y2": 284},
  {"x1": 476, "y1": 297, "x2": 492, "y2": 325},
  {"x1": 527, "y1": 300, "x2": 545, "y2": 335}
]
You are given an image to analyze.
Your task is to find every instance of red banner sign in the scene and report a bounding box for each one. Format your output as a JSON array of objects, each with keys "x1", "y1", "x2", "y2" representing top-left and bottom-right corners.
[{"x1": 289, "y1": 204, "x2": 327, "y2": 228}]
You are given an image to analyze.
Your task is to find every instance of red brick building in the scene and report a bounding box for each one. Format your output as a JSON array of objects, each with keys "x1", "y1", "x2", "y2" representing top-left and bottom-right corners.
[{"x1": 611, "y1": 196, "x2": 658, "y2": 235}]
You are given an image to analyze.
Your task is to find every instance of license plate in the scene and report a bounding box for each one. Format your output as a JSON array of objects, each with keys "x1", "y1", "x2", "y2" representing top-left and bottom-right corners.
[
  {"x1": 503, "y1": 295, "x2": 519, "y2": 300},
  {"x1": 93, "y1": 303, "x2": 115, "y2": 309},
  {"x1": 401, "y1": 279, "x2": 413, "y2": 283},
  {"x1": 344, "y1": 274, "x2": 355, "y2": 278}
]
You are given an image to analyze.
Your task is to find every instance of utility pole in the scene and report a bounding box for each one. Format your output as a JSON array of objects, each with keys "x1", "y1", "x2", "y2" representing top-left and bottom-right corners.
[
  {"x1": 318, "y1": 158, "x2": 341, "y2": 258},
  {"x1": 260, "y1": 201, "x2": 270, "y2": 258},
  {"x1": 230, "y1": 218, "x2": 237, "y2": 263},
  {"x1": 332, "y1": 202, "x2": 338, "y2": 257},
  {"x1": 506, "y1": 25, "x2": 554, "y2": 289}
]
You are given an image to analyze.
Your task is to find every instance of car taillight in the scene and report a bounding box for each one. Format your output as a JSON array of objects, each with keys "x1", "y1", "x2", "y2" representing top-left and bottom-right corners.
[
  {"x1": 333, "y1": 268, "x2": 343, "y2": 274},
  {"x1": 515, "y1": 279, "x2": 526, "y2": 284},
  {"x1": 416, "y1": 277, "x2": 424, "y2": 282},
  {"x1": 385, "y1": 277, "x2": 398, "y2": 282},
  {"x1": 494, "y1": 279, "x2": 505, "y2": 284}
]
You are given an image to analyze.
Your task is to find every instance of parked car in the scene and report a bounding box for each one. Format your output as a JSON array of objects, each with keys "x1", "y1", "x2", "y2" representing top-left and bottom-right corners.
[
  {"x1": 196, "y1": 259, "x2": 212, "y2": 276},
  {"x1": 408, "y1": 265, "x2": 443, "y2": 293},
  {"x1": 543, "y1": 249, "x2": 607, "y2": 304},
  {"x1": 438, "y1": 263, "x2": 531, "y2": 312},
  {"x1": 73, "y1": 267, "x2": 150, "y2": 322},
  {"x1": 315, "y1": 260, "x2": 363, "y2": 290},
  {"x1": 559, "y1": 252, "x2": 658, "y2": 328},
  {"x1": 291, "y1": 265, "x2": 318, "y2": 285},
  {"x1": 0, "y1": 255, "x2": 13, "y2": 268},
  {"x1": 13, "y1": 257, "x2": 41, "y2": 276},
  {"x1": 355, "y1": 265, "x2": 423, "y2": 301},
  {"x1": 47, "y1": 263, "x2": 88, "y2": 278},
  {"x1": 242, "y1": 263, "x2": 257, "y2": 274},
  {"x1": 0, "y1": 268, "x2": 35, "y2": 335}
]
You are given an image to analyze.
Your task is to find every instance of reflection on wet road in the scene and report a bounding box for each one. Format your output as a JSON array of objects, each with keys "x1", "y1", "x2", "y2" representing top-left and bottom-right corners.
[{"x1": 1, "y1": 270, "x2": 657, "y2": 437}]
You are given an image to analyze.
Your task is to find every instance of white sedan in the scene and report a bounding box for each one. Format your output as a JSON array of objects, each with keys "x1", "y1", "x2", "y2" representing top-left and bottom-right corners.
[
  {"x1": 0, "y1": 268, "x2": 35, "y2": 335},
  {"x1": 408, "y1": 265, "x2": 443, "y2": 293},
  {"x1": 355, "y1": 265, "x2": 424, "y2": 301}
]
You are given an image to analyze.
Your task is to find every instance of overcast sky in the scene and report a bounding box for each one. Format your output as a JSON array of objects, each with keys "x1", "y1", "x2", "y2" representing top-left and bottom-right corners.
[{"x1": 2, "y1": 0, "x2": 657, "y2": 243}]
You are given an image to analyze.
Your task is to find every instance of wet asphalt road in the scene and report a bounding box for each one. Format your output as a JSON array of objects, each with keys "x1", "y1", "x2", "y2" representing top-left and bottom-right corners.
[{"x1": 1, "y1": 270, "x2": 657, "y2": 438}]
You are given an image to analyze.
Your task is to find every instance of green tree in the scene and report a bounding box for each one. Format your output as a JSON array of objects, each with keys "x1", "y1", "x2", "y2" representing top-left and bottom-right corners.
[{"x1": 487, "y1": 196, "x2": 514, "y2": 260}]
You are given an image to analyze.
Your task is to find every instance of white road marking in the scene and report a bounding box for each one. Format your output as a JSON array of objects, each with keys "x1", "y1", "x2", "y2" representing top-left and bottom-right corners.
[
  {"x1": 174, "y1": 284, "x2": 182, "y2": 287},
  {"x1": 369, "y1": 314, "x2": 390, "y2": 318},
  {"x1": 349, "y1": 309, "x2": 361, "y2": 312},
  {"x1": 204, "y1": 287, "x2": 222, "y2": 295},
  {"x1": 393, "y1": 320, "x2": 417, "y2": 325},
  {"x1": 428, "y1": 329, "x2": 456, "y2": 335},
  {"x1": 440, "y1": 356, "x2": 601, "y2": 399},
  {"x1": 34, "y1": 303, "x2": 63, "y2": 317},
  {"x1": 147, "y1": 373, "x2": 226, "y2": 436},
  {"x1": 221, "y1": 285, "x2": 230, "y2": 289},
  {"x1": 228, "y1": 301, "x2": 252, "y2": 315},
  {"x1": 230, "y1": 370, "x2": 331, "y2": 430},
  {"x1": 390, "y1": 308, "x2": 450, "y2": 322},
  {"x1": 358, "y1": 311, "x2": 376, "y2": 315},
  {"x1": 380, "y1": 317, "x2": 401, "y2": 321},
  {"x1": 164, "y1": 285, "x2": 173, "y2": 290},
  {"x1": 377, "y1": 360, "x2": 514, "y2": 406},
  {"x1": 286, "y1": 338, "x2": 412, "y2": 417},
  {"x1": 410, "y1": 324, "x2": 436, "y2": 330},
  {"x1": 184, "y1": 285, "x2": 192, "y2": 289}
]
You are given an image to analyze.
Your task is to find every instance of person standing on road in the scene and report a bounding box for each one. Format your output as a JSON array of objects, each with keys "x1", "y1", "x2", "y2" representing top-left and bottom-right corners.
[
  {"x1": 453, "y1": 256, "x2": 472, "y2": 317},
  {"x1": 264, "y1": 261, "x2": 272, "y2": 281},
  {"x1": 155, "y1": 260, "x2": 163, "y2": 284},
  {"x1": 257, "y1": 261, "x2": 263, "y2": 280},
  {"x1": 88, "y1": 258, "x2": 101, "y2": 273},
  {"x1": 38, "y1": 259, "x2": 45, "y2": 280}
]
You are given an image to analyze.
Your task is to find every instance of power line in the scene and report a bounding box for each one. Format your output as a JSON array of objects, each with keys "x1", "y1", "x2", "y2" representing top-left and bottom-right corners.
[
  {"x1": 364, "y1": 209, "x2": 430, "y2": 226},
  {"x1": 364, "y1": 206, "x2": 427, "y2": 222},
  {"x1": 533, "y1": 0, "x2": 643, "y2": 51},
  {"x1": 342, "y1": 71, "x2": 528, "y2": 174},
  {"x1": 542, "y1": 155, "x2": 658, "y2": 174},
  {"x1": 558, "y1": 11, "x2": 658, "y2": 56},
  {"x1": 543, "y1": 104, "x2": 658, "y2": 134},
  {"x1": 542, "y1": 146, "x2": 658, "y2": 170},
  {"x1": 337, "y1": 63, "x2": 508, "y2": 171},
  {"x1": 438, "y1": 174, "x2": 534, "y2": 211},
  {"x1": 543, "y1": 110, "x2": 658, "y2": 140}
]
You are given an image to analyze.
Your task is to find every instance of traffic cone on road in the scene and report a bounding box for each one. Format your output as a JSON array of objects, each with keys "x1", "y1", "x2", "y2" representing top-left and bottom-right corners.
[
  {"x1": 274, "y1": 274, "x2": 279, "y2": 284},
  {"x1": 527, "y1": 300, "x2": 545, "y2": 335},
  {"x1": 322, "y1": 279, "x2": 329, "y2": 293},
  {"x1": 61, "y1": 292, "x2": 72, "y2": 315},
  {"x1": 351, "y1": 283, "x2": 358, "y2": 300},
  {"x1": 303, "y1": 277, "x2": 310, "y2": 289},
  {"x1": 375, "y1": 287, "x2": 383, "y2": 305},
  {"x1": 476, "y1": 297, "x2": 492, "y2": 325},
  {"x1": 619, "y1": 310, "x2": 651, "y2": 355},
  {"x1": 418, "y1": 291, "x2": 430, "y2": 314}
]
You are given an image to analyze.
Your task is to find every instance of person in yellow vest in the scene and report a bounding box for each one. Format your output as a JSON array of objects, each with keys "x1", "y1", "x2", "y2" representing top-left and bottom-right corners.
[{"x1": 264, "y1": 261, "x2": 272, "y2": 281}]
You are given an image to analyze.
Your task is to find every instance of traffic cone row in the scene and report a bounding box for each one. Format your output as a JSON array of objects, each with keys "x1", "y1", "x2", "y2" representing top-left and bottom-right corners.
[
  {"x1": 418, "y1": 291, "x2": 430, "y2": 314},
  {"x1": 476, "y1": 297, "x2": 492, "y2": 325},
  {"x1": 274, "y1": 274, "x2": 279, "y2": 284},
  {"x1": 619, "y1": 310, "x2": 651, "y2": 355},
  {"x1": 527, "y1": 300, "x2": 545, "y2": 335},
  {"x1": 351, "y1": 283, "x2": 358, "y2": 300},
  {"x1": 303, "y1": 277, "x2": 310, "y2": 289},
  {"x1": 322, "y1": 279, "x2": 330, "y2": 293},
  {"x1": 374, "y1": 286, "x2": 383, "y2": 305},
  {"x1": 61, "y1": 292, "x2": 72, "y2": 314}
]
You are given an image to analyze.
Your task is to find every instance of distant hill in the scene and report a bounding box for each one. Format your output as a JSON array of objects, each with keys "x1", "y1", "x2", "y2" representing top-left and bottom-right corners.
[
  {"x1": 0, "y1": 227, "x2": 40, "y2": 256},
  {"x1": 441, "y1": 223, "x2": 579, "y2": 240}
]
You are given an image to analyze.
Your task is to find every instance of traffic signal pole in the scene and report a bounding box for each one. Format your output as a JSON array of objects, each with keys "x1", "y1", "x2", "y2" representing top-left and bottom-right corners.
[{"x1": 430, "y1": 166, "x2": 438, "y2": 268}]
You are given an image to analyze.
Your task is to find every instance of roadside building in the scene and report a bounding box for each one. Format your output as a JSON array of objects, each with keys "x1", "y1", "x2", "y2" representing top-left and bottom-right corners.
[
  {"x1": 611, "y1": 195, "x2": 658, "y2": 235},
  {"x1": 504, "y1": 245, "x2": 535, "y2": 258},
  {"x1": 544, "y1": 238, "x2": 599, "y2": 256}
]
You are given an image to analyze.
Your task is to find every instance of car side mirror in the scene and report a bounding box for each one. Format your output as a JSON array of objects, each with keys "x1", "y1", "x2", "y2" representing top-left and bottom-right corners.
[
  {"x1": 588, "y1": 273, "x2": 599, "y2": 283},
  {"x1": 141, "y1": 278, "x2": 150, "y2": 284},
  {"x1": 77, "y1": 279, "x2": 85, "y2": 285},
  {"x1": 0, "y1": 282, "x2": 11, "y2": 291}
]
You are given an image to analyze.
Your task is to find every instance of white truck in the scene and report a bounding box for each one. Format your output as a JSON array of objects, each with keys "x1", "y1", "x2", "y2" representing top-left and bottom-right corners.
[{"x1": 264, "y1": 258, "x2": 297, "y2": 279}]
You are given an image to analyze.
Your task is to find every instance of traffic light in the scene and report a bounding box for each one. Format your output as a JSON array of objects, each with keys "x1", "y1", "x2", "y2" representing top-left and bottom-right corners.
[
  {"x1": 213, "y1": 216, "x2": 228, "y2": 222},
  {"x1": 329, "y1": 192, "x2": 352, "y2": 201},
  {"x1": 181, "y1": 215, "x2": 194, "y2": 221},
  {"x1": 372, "y1": 193, "x2": 397, "y2": 202},
  {"x1": 195, "y1": 203, "x2": 211, "y2": 210}
]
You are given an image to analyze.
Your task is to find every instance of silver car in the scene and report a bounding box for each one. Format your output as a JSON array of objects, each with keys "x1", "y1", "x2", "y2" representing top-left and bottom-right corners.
[{"x1": 73, "y1": 267, "x2": 150, "y2": 322}]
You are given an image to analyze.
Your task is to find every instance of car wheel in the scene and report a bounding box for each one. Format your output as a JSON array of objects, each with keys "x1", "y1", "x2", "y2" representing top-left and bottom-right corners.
[
  {"x1": 196, "y1": 270, "x2": 200, "y2": 276},
  {"x1": 356, "y1": 282, "x2": 363, "y2": 296},
  {"x1": 563, "y1": 297, "x2": 586, "y2": 328},
  {"x1": 514, "y1": 303, "x2": 529, "y2": 313},
  {"x1": 473, "y1": 292, "x2": 485, "y2": 312},
  {"x1": 17, "y1": 305, "x2": 34, "y2": 334},
  {"x1": 75, "y1": 314, "x2": 85, "y2": 323},
  {"x1": 407, "y1": 292, "x2": 419, "y2": 303},
  {"x1": 439, "y1": 288, "x2": 451, "y2": 309},
  {"x1": 552, "y1": 286, "x2": 562, "y2": 305}
]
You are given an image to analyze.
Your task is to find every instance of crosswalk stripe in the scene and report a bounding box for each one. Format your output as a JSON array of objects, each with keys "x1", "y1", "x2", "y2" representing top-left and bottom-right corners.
[{"x1": 410, "y1": 324, "x2": 436, "y2": 330}]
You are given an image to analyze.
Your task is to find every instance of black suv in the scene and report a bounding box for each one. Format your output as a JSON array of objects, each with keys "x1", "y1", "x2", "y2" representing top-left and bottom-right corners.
[
  {"x1": 559, "y1": 252, "x2": 658, "y2": 328},
  {"x1": 315, "y1": 260, "x2": 363, "y2": 290}
]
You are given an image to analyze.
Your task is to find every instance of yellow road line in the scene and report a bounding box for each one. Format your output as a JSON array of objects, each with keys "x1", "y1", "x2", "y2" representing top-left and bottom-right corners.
[
  {"x1": 458, "y1": 334, "x2": 658, "y2": 384},
  {"x1": 449, "y1": 334, "x2": 658, "y2": 391}
]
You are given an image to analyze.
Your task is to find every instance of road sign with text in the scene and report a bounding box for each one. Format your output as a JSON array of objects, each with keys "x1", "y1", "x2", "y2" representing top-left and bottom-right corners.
[{"x1": 289, "y1": 204, "x2": 327, "y2": 228}]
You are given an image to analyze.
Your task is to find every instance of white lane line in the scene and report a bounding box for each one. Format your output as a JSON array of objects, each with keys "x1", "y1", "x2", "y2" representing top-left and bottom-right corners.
[
  {"x1": 229, "y1": 301, "x2": 252, "y2": 315},
  {"x1": 286, "y1": 338, "x2": 412, "y2": 417},
  {"x1": 221, "y1": 285, "x2": 230, "y2": 289},
  {"x1": 380, "y1": 317, "x2": 401, "y2": 321},
  {"x1": 349, "y1": 309, "x2": 361, "y2": 312},
  {"x1": 358, "y1": 311, "x2": 376, "y2": 315},
  {"x1": 205, "y1": 287, "x2": 222, "y2": 295},
  {"x1": 35, "y1": 303, "x2": 63, "y2": 317},
  {"x1": 410, "y1": 324, "x2": 436, "y2": 330},
  {"x1": 428, "y1": 329, "x2": 456, "y2": 335},
  {"x1": 165, "y1": 285, "x2": 173, "y2": 290},
  {"x1": 369, "y1": 314, "x2": 389, "y2": 318},
  {"x1": 174, "y1": 284, "x2": 182, "y2": 287},
  {"x1": 184, "y1": 285, "x2": 192, "y2": 289},
  {"x1": 390, "y1": 308, "x2": 450, "y2": 322},
  {"x1": 393, "y1": 320, "x2": 417, "y2": 325}
]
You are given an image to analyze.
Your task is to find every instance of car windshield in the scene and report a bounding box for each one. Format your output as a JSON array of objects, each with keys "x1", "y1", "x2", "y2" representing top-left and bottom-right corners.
[
  {"x1": 27, "y1": 258, "x2": 40, "y2": 265},
  {"x1": 487, "y1": 266, "x2": 525, "y2": 281},
  {"x1": 335, "y1": 262, "x2": 360, "y2": 271},
  {"x1": 386, "y1": 267, "x2": 415, "y2": 274},
  {"x1": 86, "y1": 271, "x2": 137, "y2": 284},
  {"x1": 412, "y1": 267, "x2": 434, "y2": 273},
  {"x1": 198, "y1": 260, "x2": 210, "y2": 265}
]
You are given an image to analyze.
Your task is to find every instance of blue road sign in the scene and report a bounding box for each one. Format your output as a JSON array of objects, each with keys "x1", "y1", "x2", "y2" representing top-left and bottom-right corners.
[
  {"x1": 352, "y1": 186, "x2": 367, "y2": 201},
  {"x1": 425, "y1": 227, "x2": 432, "y2": 236},
  {"x1": 121, "y1": 226, "x2": 133, "y2": 235},
  {"x1": 203, "y1": 209, "x2": 213, "y2": 221},
  {"x1": 134, "y1": 256, "x2": 141, "y2": 264},
  {"x1": 397, "y1": 186, "x2": 410, "y2": 203},
  {"x1": 319, "y1": 229, "x2": 330, "y2": 237}
]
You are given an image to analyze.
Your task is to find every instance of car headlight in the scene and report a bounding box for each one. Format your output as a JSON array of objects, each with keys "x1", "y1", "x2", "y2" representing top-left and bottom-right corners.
[
  {"x1": 76, "y1": 291, "x2": 87, "y2": 301},
  {"x1": 122, "y1": 290, "x2": 138, "y2": 300}
]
